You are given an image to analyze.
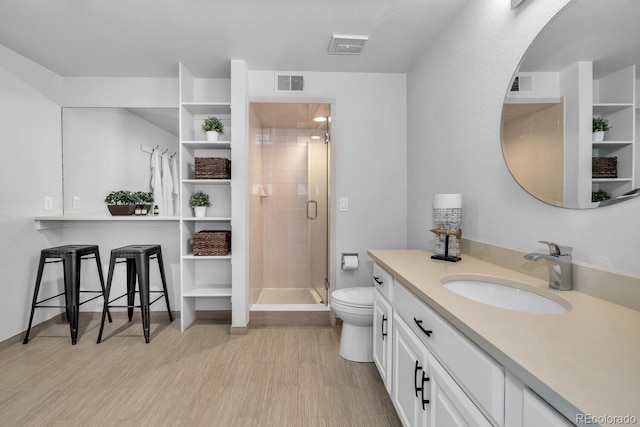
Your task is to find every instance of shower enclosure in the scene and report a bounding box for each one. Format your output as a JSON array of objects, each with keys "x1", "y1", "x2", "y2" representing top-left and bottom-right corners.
[{"x1": 249, "y1": 101, "x2": 331, "y2": 308}]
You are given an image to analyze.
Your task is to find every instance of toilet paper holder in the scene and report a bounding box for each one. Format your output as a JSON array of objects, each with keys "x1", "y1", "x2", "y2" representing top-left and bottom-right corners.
[{"x1": 341, "y1": 253, "x2": 359, "y2": 270}]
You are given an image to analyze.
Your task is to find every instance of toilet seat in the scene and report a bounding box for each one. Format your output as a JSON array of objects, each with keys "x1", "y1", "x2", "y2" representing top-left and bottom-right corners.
[{"x1": 331, "y1": 287, "x2": 374, "y2": 309}]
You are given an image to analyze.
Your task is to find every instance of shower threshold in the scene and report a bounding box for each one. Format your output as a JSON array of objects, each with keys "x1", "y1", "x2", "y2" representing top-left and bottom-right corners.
[
  {"x1": 251, "y1": 303, "x2": 330, "y2": 312},
  {"x1": 252, "y1": 287, "x2": 329, "y2": 311}
]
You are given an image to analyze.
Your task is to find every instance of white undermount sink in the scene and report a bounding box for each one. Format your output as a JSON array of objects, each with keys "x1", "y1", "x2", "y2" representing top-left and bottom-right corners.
[{"x1": 442, "y1": 275, "x2": 571, "y2": 314}]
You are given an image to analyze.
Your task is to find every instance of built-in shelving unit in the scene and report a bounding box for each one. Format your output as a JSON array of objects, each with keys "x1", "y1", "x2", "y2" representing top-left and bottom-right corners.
[
  {"x1": 592, "y1": 65, "x2": 636, "y2": 198},
  {"x1": 179, "y1": 63, "x2": 234, "y2": 331}
]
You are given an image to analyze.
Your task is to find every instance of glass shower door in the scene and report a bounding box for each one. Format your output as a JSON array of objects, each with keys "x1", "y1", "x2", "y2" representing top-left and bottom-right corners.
[{"x1": 307, "y1": 124, "x2": 329, "y2": 305}]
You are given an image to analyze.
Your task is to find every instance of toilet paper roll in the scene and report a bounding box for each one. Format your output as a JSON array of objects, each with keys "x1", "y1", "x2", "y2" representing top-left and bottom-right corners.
[{"x1": 342, "y1": 255, "x2": 359, "y2": 271}]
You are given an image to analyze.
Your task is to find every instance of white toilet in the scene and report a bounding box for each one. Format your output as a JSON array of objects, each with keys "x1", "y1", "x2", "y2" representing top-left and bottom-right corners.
[{"x1": 331, "y1": 286, "x2": 374, "y2": 362}]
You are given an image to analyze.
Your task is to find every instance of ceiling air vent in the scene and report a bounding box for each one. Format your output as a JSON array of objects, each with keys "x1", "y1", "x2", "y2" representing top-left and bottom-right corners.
[
  {"x1": 328, "y1": 34, "x2": 368, "y2": 55},
  {"x1": 275, "y1": 73, "x2": 305, "y2": 93}
]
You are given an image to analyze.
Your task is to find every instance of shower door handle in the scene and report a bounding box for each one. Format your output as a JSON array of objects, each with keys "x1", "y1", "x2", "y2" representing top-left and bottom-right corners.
[{"x1": 307, "y1": 200, "x2": 318, "y2": 219}]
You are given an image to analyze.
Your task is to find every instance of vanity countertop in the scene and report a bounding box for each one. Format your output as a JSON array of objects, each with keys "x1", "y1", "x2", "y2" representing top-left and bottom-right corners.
[{"x1": 368, "y1": 249, "x2": 640, "y2": 426}]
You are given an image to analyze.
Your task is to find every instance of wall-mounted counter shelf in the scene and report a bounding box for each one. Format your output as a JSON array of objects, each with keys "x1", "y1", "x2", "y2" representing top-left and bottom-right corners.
[{"x1": 35, "y1": 215, "x2": 179, "y2": 230}]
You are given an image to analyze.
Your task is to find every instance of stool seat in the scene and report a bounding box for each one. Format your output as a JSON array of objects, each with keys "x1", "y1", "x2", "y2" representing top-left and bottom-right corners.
[
  {"x1": 98, "y1": 244, "x2": 173, "y2": 343},
  {"x1": 24, "y1": 244, "x2": 111, "y2": 345}
]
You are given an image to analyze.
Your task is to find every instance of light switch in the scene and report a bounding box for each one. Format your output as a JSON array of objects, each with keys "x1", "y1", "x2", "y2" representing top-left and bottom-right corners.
[
  {"x1": 44, "y1": 197, "x2": 53, "y2": 211},
  {"x1": 339, "y1": 197, "x2": 348, "y2": 212}
]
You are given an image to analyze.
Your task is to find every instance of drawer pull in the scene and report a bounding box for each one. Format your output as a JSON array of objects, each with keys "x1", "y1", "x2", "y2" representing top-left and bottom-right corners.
[
  {"x1": 414, "y1": 360, "x2": 430, "y2": 410},
  {"x1": 374, "y1": 276, "x2": 383, "y2": 285},
  {"x1": 414, "y1": 318, "x2": 433, "y2": 337},
  {"x1": 414, "y1": 360, "x2": 423, "y2": 398},
  {"x1": 382, "y1": 315, "x2": 388, "y2": 340},
  {"x1": 420, "y1": 371, "x2": 430, "y2": 410}
]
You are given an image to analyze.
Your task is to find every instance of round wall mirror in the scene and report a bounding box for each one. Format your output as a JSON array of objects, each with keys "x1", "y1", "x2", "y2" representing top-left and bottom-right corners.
[{"x1": 501, "y1": 0, "x2": 640, "y2": 208}]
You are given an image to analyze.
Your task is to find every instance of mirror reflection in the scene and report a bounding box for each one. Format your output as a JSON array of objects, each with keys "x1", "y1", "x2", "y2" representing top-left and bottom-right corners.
[
  {"x1": 62, "y1": 108, "x2": 179, "y2": 215},
  {"x1": 501, "y1": 0, "x2": 640, "y2": 208}
]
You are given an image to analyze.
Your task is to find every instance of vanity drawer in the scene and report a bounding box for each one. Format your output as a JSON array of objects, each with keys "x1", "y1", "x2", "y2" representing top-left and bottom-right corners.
[
  {"x1": 373, "y1": 263, "x2": 393, "y2": 302},
  {"x1": 394, "y1": 281, "x2": 505, "y2": 426}
]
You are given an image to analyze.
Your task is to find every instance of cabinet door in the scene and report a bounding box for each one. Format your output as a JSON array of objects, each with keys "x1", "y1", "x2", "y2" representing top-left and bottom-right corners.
[
  {"x1": 393, "y1": 314, "x2": 430, "y2": 427},
  {"x1": 428, "y1": 354, "x2": 492, "y2": 427},
  {"x1": 373, "y1": 290, "x2": 393, "y2": 393},
  {"x1": 522, "y1": 388, "x2": 573, "y2": 427}
]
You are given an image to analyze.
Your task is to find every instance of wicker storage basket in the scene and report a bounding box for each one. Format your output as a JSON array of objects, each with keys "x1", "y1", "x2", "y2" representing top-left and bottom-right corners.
[
  {"x1": 195, "y1": 157, "x2": 231, "y2": 179},
  {"x1": 192, "y1": 230, "x2": 231, "y2": 256},
  {"x1": 592, "y1": 157, "x2": 617, "y2": 178}
]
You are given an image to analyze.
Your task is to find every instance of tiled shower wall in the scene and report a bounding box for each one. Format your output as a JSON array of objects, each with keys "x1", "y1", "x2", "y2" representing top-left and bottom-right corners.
[
  {"x1": 261, "y1": 129, "x2": 310, "y2": 289},
  {"x1": 502, "y1": 102, "x2": 564, "y2": 205}
]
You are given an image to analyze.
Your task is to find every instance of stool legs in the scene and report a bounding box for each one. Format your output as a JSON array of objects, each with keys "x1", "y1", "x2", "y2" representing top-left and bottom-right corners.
[
  {"x1": 156, "y1": 251, "x2": 174, "y2": 322},
  {"x1": 98, "y1": 245, "x2": 173, "y2": 344},
  {"x1": 126, "y1": 259, "x2": 136, "y2": 322},
  {"x1": 135, "y1": 255, "x2": 151, "y2": 343},
  {"x1": 24, "y1": 246, "x2": 109, "y2": 345},
  {"x1": 94, "y1": 250, "x2": 112, "y2": 323},
  {"x1": 97, "y1": 254, "x2": 117, "y2": 344},
  {"x1": 63, "y1": 253, "x2": 81, "y2": 345},
  {"x1": 23, "y1": 255, "x2": 47, "y2": 344}
]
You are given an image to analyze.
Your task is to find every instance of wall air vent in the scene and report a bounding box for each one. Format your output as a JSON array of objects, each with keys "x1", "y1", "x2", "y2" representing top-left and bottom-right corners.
[
  {"x1": 510, "y1": 75, "x2": 533, "y2": 93},
  {"x1": 275, "y1": 73, "x2": 305, "y2": 93},
  {"x1": 328, "y1": 34, "x2": 368, "y2": 55}
]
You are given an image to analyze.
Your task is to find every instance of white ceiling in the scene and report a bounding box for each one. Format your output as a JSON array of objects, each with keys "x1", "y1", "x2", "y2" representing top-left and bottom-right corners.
[
  {"x1": 0, "y1": 0, "x2": 467, "y2": 78},
  {"x1": 518, "y1": 0, "x2": 640, "y2": 79}
]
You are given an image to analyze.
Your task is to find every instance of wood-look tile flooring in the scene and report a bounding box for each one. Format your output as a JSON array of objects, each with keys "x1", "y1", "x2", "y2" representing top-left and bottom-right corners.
[{"x1": 0, "y1": 314, "x2": 401, "y2": 426}]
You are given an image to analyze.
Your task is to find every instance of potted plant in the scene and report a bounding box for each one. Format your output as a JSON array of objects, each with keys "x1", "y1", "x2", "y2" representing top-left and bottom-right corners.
[
  {"x1": 202, "y1": 116, "x2": 225, "y2": 141},
  {"x1": 131, "y1": 191, "x2": 154, "y2": 215},
  {"x1": 133, "y1": 191, "x2": 154, "y2": 210},
  {"x1": 592, "y1": 117, "x2": 611, "y2": 141},
  {"x1": 104, "y1": 190, "x2": 136, "y2": 215},
  {"x1": 190, "y1": 190, "x2": 211, "y2": 217},
  {"x1": 592, "y1": 190, "x2": 611, "y2": 203}
]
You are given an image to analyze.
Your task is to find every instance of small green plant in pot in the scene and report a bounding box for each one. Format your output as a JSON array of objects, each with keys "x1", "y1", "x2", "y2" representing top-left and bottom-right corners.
[
  {"x1": 592, "y1": 117, "x2": 611, "y2": 141},
  {"x1": 190, "y1": 191, "x2": 211, "y2": 217},
  {"x1": 591, "y1": 190, "x2": 611, "y2": 203},
  {"x1": 104, "y1": 190, "x2": 136, "y2": 215},
  {"x1": 202, "y1": 116, "x2": 225, "y2": 141}
]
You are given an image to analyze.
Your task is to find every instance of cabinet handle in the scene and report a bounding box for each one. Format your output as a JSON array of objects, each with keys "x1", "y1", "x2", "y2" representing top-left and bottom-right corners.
[
  {"x1": 382, "y1": 315, "x2": 387, "y2": 340},
  {"x1": 420, "y1": 371, "x2": 430, "y2": 410},
  {"x1": 414, "y1": 317, "x2": 433, "y2": 337},
  {"x1": 414, "y1": 360, "x2": 423, "y2": 398},
  {"x1": 374, "y1": 276, "x2": 383, "y2": 285},
  {"x1": 414, "y1": 360, "x2": 431, "y2": 410}
]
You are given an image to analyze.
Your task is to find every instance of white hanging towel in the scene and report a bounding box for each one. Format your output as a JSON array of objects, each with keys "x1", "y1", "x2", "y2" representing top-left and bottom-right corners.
[
  {"x1": 161, "y1": 152, "x2": 174, "y2": 216},
  {"x1": 150, "y1": 149, "x2": 164, "y2": 215},
  {"x1": 170, "y1": 154, "x2": 180, "y2": 214}
]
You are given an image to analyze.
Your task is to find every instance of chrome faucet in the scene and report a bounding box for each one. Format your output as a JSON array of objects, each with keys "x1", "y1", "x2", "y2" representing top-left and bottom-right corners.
[{"x1": 524, "y1": 241, "x2": 573, "y2": 291}]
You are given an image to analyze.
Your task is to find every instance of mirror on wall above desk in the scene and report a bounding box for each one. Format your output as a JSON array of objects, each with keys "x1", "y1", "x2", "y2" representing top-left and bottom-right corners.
[
  {"x1": 501, "y1": 0, "x2": 640, "y2": 209},
  {"x1": 62, "y1": 107, "x2": 179, "y2": 216}
]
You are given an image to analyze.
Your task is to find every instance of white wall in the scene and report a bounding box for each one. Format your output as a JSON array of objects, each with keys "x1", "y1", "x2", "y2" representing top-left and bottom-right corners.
[
  {"x1": 0, "y1": 47, "x2": 64, "y2": 342},
  {"x1": 249, "y1": 71, "x2": 407, "y2": 288},
  {"x1": 406, "y1": 0, "x2": 640, "y2": 276}
]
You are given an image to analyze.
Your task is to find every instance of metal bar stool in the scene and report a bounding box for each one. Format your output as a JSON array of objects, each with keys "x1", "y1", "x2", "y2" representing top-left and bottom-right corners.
[
  {"x1": 97, "y1": 245, "x2": 173, "y2": 343},
  {"x1": 23, "y1": 245, "x2": 112, "y2": 345}
]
